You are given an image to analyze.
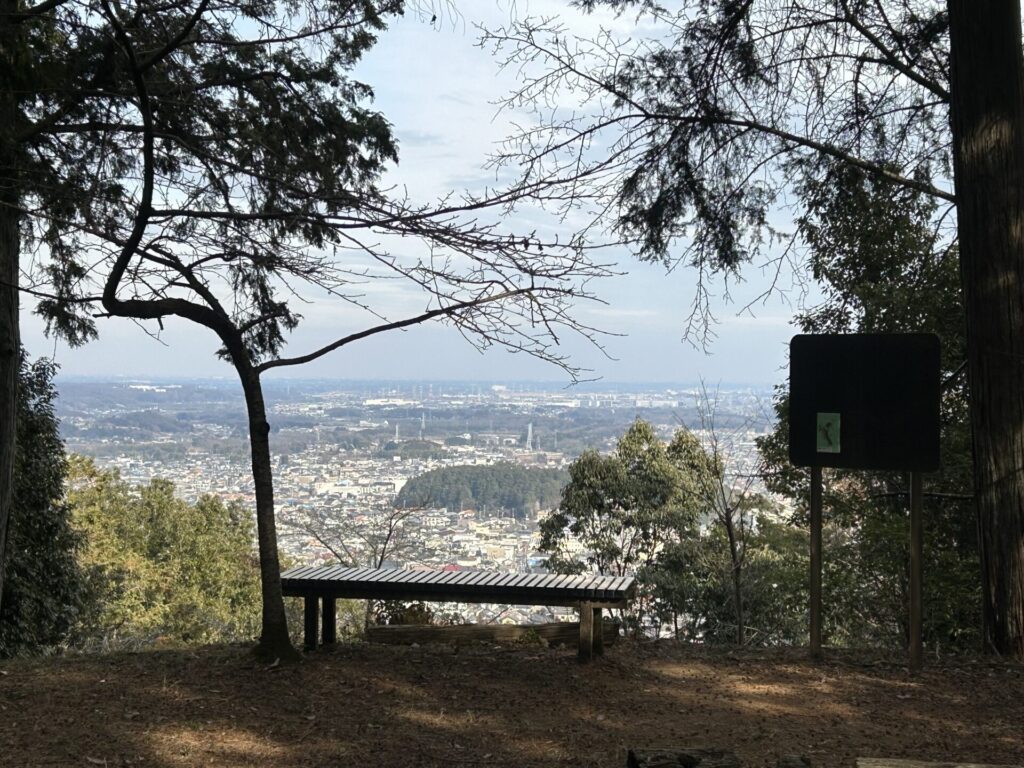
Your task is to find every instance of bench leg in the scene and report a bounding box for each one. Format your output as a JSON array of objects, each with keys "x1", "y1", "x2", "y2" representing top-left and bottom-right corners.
[
  {"x1": 322, "y1": 597, "x2": 336, "y2": 645},
  {"x1": 578, "y1": 601, "x2": 594, "y2": 662},
  {"x1": 303, "y1": 596, "x2": 319, "y2": 651},
  {"x1": 592, "y1": 607, "x2": 604, "y2": 656}
]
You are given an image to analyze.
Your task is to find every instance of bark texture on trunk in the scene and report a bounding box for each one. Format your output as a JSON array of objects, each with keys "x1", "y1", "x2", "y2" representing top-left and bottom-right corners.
[
  {"x1": 949, "y1": 0, "x2": 1024, "y2": 657},
  {"x1": 0, "y1": 0, "x2": 21, "y2": 615},
  {"x1": 239, "y1": 369, "x2": 299, "y2": 661},
  {"x1": 725, "y1": 520, "x2": 745, "y2": 645},
  {"x1": 0, "y1": 192, "x2": 19, "y2": 609}
]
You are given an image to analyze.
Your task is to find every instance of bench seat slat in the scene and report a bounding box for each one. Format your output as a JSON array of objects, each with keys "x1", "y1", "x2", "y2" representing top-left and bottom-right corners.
[
  {"x1": 476, "y1": 571, "x2": 500, "y2": 586},
  {"x1": 345, "y1": 567, "x2": 377, "y2": 583},
  {"x1": 545, "y1": 574, "x2": 569, "y2": 591},
  {"x1": 378, "y1": 569, "x2": 410, "y2": 584},
  {"x1": 411, "y1": 573, "x2": 440, "y2": 589},
  {"x1": 406, "y1": 569, "x2": 437, "y2": 585},
  {"x1": 493, "y1": 574, "x2": 522, "y2": 594},
  {"x1": 284, "y1": 565, "x2": 315, "y2": 580},
  {"x1": 480, "y1": 572, "x2": 506, "y2": 588},
  {"x1": 434, "y1": 571, "x2": 466, "y2": 589},
  {"x1": 302, "y1": 565, "x2": 325, "y2": 581},
  {"x1": 508, "y1": 573, "x2": 533, "y2": 589},
  {"x1": 582, "y1": 574, "x2": 604, "y2": 598},
  {"x1": 463, "y1": 571, "x2": 491, "y2": 587},
  {"x1": 524, "y1": 574, "x2": 550, "y2": 589},
  {"x1": 434, "y1": 570, "x2": 464, "y2": 585},
  {"x1": 443, "y1": 570, "x2": 470, "y2": 586},
  {"x1": 489, "y1": 573, "x2": 511, "y2": 587},
  {"x1": 548, "y1": 574, "x2": 575, "y2": 591},
  {"x1": 322, "y1": 565, "x2": 350, "y2": 581}
]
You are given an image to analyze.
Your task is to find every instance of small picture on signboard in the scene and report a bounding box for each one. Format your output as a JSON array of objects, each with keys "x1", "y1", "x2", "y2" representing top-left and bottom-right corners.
[{"x1": 816, "y1": 412, "x2": 840, "y2": 453}]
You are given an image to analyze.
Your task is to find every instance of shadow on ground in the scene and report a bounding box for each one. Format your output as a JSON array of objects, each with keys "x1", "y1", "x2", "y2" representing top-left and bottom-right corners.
[{"x1": 1, "y1": 642, "x2": 1021, "y2": 767}]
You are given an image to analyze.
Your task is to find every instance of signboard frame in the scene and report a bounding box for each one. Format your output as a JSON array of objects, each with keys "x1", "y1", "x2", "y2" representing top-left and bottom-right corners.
[
  {"x1": 788, "y1": 333, "x2": 941, "y2": 672},
  {"x1": 789, "y1": 333, "x2": 940, "y2": 472}
]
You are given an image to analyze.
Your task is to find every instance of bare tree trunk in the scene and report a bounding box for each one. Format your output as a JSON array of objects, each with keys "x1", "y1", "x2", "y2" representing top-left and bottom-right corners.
[
  {"x1": 724, "y1": 519, "x2": 745, "y2": 646},
  {"x1": 949, "y1": 0, "x2": 1024, "y2": 658},
  {"x1": 0, "y1": 190, "x2": 18, "y2": 610},
  {"x1": 239, "y1": 368, "x2": 299, "y2": 661}
]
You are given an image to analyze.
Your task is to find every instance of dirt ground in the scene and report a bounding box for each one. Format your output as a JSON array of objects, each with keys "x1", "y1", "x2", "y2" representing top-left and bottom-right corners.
[{"x1": 0, "y1": 641, "x2": 1021, "y2": 768}]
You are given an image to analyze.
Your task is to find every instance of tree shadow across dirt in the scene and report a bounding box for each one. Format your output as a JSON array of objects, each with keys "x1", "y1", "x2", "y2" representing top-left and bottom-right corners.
[{"x1": 0, "y1": 642, "x2": 1021, "y2": 767}]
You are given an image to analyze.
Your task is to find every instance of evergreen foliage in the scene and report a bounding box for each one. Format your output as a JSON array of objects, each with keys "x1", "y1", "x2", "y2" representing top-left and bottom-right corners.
[
  {"x1": 69, "y1": 458, "x2": 261, "y2": 648},
  {"x1": 643, "y1": 519, "x2": 807, "y2": 645},
  {"x1": 0, "y1": 355, "x2": 85, "y2": 656},
  {"x1": 395, "y1": 463, "x2": 567, "y2": 519},
  {"x1": 756, "y1": 162, "x2": 980, "y2": 651},
  {"x1": 540, "y1": 420, "x2": 711, "y2": 577}
]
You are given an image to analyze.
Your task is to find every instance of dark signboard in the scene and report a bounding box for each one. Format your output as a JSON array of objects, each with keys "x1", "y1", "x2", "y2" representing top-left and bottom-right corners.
[{"x1": 789, "y1": 334, "x2": 941, "y2": 471}]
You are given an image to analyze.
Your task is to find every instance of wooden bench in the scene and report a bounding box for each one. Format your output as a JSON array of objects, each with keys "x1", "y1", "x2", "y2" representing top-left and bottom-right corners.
[{"x1": 281, "y1": 565, "x2": 635, "y2": 661}]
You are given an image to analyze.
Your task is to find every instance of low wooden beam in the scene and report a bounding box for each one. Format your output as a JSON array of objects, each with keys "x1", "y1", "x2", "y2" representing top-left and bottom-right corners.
[{"x1": 366, "y1": 620, "x2": 620, "y2": 646}]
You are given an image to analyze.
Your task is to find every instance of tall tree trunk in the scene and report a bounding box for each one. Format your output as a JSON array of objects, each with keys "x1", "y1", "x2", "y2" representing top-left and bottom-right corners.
[
  {"x1": 0, "y1": 0, "x2": 21, "y2": 614},
  {"x1": 948, "y1": 0, "x2": 1024, "y2": 657},
  {"x1": 0, "y1": 191, "x2": 18, "y2": 610},
  {"x1": 238, "y1": 368, "x2": 300, "y2": 661}
]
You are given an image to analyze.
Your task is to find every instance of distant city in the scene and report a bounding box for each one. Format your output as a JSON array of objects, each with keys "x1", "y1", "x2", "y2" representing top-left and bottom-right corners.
[{"x1": 56, "y1": 378, "x2": 778, "y2": 623}]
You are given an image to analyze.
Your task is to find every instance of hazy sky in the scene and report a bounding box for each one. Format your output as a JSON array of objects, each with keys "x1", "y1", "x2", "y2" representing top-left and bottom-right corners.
[{"x1": 21, "y1": 1, "x2": 808, "y2": 385}]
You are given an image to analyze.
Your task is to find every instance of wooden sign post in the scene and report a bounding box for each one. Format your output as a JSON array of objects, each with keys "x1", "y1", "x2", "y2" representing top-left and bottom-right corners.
[
  {"x1": 909, "y1": 471, "x2": 923, "y2": 671},
  {"x1": 810, "y1": 465, "x2": 823, "y2": 660},
  {"x1": 789, "y1": 334, "x2": 940, "y2": 671}
]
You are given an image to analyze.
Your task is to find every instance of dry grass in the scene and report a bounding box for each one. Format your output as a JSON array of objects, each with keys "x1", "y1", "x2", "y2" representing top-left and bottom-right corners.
[{"x1": 0, "y1": 641, "x2": 1021, "y2": 768}]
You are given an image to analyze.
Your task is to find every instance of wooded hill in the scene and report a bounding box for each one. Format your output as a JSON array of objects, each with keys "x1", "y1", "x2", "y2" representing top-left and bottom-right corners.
[{"x1": 394, "y1": 463, "x2": 567, "y2": 519}]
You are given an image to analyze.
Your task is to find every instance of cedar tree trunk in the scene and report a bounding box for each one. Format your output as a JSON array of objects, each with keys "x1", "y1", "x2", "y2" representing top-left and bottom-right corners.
[
  {"x1": 0, "y1": 189, "x2": 17, "y2": 609},
  {"x1": 0, "y1": 0, "x2": 20, "y2": 605},
  {"x1": 948, "y1": 0, "x2": 1024, "y2": 657},
  {"x1": 239, "y1": 366, "x2": 300, "y2": 661}
]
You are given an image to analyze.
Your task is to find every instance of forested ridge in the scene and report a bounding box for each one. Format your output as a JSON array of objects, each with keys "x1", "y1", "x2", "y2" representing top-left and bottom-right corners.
[{"x1": 395, "y1": 463, "x2": 567, "y2": 519}]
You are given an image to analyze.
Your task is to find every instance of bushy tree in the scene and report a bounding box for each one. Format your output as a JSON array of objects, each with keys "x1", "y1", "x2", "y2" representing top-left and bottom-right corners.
[
  {"x1": 541, "y1": 420, "x2": 711, "y2": 577},
  {"x1": 0, "y1": 354, "x2": 85, "y2": 656},
  {"x1": 646, "y1": 519, "x2": 808, "y2": 645},
  {"x1": 541, "y1": 420, "x2": 716, "y2": 632},
  {"x1": 70, "y1": 458, "x2": 261, "y2": 648}
]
